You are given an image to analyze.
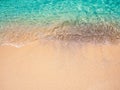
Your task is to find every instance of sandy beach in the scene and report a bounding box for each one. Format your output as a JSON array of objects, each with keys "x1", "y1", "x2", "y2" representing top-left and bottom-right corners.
[
  {"x1": 0, "y1": 41, "x2": 120, "y2": 90},
  {"x1": 0, "y1": 0, "x2": 120, "y2": 89}
]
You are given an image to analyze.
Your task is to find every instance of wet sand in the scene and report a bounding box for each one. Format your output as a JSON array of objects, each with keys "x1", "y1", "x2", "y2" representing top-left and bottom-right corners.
[{"x1": 0, "y1": 41, "x2": 120, "y2": 90}]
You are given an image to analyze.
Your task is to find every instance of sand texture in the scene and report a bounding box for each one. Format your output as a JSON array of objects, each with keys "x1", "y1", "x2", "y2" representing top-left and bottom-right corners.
[{"x1": 0, "y1": 41, "x2": 120, "y2": 90}]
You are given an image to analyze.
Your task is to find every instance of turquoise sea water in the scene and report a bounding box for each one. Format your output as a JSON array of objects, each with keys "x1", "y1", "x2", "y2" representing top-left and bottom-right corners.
[
  {"x1": 0, "y1": 0, "x2": 120, "y2": 46},
  {"x1": 0, "y1": 0, "x2": 120, "y2": 25}
]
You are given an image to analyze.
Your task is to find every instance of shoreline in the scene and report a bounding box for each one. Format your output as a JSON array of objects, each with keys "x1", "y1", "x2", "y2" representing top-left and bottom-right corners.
[
  {"x1": 0, "y1": 22, "x2": 120, "y2": 47},
  {"x1": 0, "y1": 21, "x2": 120, "y2": 90}
]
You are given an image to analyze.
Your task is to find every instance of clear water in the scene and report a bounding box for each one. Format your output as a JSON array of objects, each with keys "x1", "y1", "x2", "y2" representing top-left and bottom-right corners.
[
  {"x1": 0, "y1": 0, "x2": 120, "y2": 46},
  {"x1": 0, "y1": 0, "x2": 120, "y2": 25}
]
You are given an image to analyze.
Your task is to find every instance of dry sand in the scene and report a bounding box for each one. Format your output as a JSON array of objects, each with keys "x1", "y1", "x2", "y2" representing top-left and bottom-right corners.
[{"x1": 0, "y1": 41, "x2": 120, "y2": 90}]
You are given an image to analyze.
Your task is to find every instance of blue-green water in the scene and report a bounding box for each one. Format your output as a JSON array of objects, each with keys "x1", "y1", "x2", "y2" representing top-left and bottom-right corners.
[
  {"x1": 0, "y1": 0, "x2": 120, "y2": 46},
  {"x1": 0, "y1": 0, "x2": 120, "y2": 25}
]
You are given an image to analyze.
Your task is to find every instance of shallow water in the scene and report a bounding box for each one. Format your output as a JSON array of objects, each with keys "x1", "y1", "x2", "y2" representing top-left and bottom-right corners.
[
  {"x1": 0, "y1": 0, "x2": 120, "y2": 46},
  {"x1": 0, "y1": 0, "x2": 120, "y2": 24}
]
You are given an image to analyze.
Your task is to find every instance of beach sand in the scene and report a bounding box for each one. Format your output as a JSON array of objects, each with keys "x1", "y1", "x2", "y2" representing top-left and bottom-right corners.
[{"x1": 0, "y1": 41, "x2": 120, "y2": 90}]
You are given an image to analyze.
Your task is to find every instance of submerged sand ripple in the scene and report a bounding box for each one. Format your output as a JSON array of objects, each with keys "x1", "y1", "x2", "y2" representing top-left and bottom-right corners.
[{"x1": 0, "y1": 21, "x2": 120, "y2": 47}]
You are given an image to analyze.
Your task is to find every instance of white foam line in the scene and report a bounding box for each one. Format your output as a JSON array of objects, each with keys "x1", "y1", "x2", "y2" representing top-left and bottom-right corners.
[{"x1": 1, "y1": 43, "x2": 25, "y2": 48}]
